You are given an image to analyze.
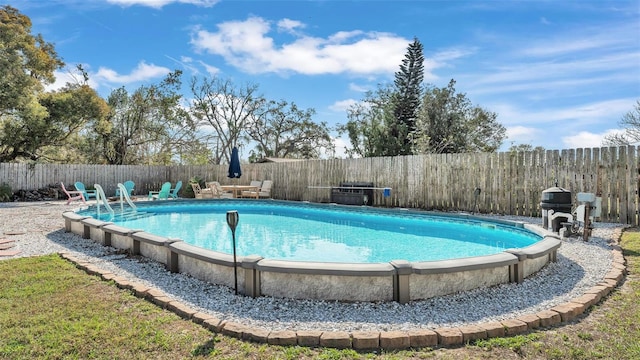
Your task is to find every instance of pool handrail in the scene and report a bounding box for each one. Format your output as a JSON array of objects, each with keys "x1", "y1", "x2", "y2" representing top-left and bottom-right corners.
[
  {"x1": 94, "y1": 184, "x2": 114, "y2": 219},
  {"x1": 117, "y1": 182, "x2": 137, "y2": 213}
]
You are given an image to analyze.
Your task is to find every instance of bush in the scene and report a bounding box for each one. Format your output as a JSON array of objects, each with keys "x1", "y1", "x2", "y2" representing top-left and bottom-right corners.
[
  {"x1": 0, "y1": 183, "x2": 12, "y2": 202},
  {"x1": 183, "y1": 176, "x2": 204, "y2": 198}
]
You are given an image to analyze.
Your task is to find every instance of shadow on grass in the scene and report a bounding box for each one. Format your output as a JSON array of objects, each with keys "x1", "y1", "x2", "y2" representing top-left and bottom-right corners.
[{"x1": 191, "y1": 338, "x2": 218, "y2": 356}]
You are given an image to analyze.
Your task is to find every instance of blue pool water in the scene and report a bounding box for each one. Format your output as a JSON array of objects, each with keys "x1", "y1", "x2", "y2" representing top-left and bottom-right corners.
[{"x1": 81, "y1": 201, "x2": 541, "y2": 263}]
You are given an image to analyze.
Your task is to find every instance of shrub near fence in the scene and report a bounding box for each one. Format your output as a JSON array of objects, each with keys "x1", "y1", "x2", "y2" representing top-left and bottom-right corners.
[{"x1": 0, "y1": 146, "x2": 638, "y2": 225}]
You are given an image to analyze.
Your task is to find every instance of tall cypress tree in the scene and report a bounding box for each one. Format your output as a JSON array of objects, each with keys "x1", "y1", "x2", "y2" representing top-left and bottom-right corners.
[{"x1": 392, "y1": 37, "x2": 424, "y2": 155}]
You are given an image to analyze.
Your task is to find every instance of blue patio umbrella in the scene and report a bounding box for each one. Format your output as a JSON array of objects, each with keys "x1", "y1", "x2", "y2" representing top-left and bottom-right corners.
[{"x1": 228, "y1": 146, "x2": 242, "y2": 179}]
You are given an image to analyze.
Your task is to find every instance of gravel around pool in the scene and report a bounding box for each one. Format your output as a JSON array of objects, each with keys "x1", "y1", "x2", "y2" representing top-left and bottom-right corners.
[{"x1": 0, "y1": 201, "x2": 627, "y2": 346}]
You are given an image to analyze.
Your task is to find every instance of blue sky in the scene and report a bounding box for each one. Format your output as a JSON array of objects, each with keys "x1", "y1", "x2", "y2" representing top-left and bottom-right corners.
[{"x1": 10, "y1": 0, "x2": 640, "y2": 156}]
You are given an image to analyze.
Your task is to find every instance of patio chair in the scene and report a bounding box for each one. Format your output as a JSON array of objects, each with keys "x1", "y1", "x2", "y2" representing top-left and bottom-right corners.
[
  {"x1": 257, "y1": 180, "x2": 273, "y2": 198},
  {"x1": 115, "y1": 180, "x2": 135, "y2": 197},
  {"x1": 74, "y1": 181, "x2": 97, "y2": 200},
  {"x1": 191, "y1": 183, "x2": 214, "y2": 199},
  {"x1": 242, "y1": 180, "x2": 272, "y2": 199},
  {"x1": 240, "y1": 180, "x2": 263, "y2": 198},
  {"x1": 206, "y1": 181, "x2": 234, "y2": 199},
  {"x1": 148, "y1": 182, "x2": 172, "y2": 200},
  {"x1": 169, "y1": 180, "x2": 182, "y2": 199},
  {"x1": 60, "y1": 182, "x2": 86, "y2": 205}
]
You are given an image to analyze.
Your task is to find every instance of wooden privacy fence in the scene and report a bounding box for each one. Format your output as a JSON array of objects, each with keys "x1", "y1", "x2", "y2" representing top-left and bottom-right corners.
[{"x1": 1, "y1": 146, "x2": 638, "y2": 225}]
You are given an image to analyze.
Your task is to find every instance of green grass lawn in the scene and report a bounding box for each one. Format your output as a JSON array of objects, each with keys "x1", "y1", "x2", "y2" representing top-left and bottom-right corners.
[{"x1": 1, "y1": 229, "x2": 639, "y2": 359}]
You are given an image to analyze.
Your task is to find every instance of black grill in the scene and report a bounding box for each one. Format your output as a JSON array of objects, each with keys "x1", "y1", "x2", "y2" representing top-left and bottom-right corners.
[
  {"x1": 540, "y1": 186, "x2": 572, "y2": 231},
  {"x1": 330, "y1": 181, "x2": 374, "y2": 206}
]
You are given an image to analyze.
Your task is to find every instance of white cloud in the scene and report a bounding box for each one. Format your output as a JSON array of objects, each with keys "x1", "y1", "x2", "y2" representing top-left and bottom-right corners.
[
  {"x1": 503, "y1": 126, "x2": 629, "y2": 152},
  {"x1": 504, "y1": 126, "x2": 542, "y2": 145},
  {"x1": 491, "y1": 98, "x2": 635, "y2": 127},
  {"x1": 469, "y1": 51, "x2": 639, "y2": 95},
  {"x1": 520, "y1": 23, "x2": 635, "y2": 58},
  {"x1": 93, "y1": 61, "x2": 171, "y2": 84},
  {"x1": 277, "y1": 18, "x2": 305, "y2": 34},
  {"x1": 164, "y1": 55, "x2": 219, "y2": 75},
  {"x1": 198, "y1": 60, "x2": 220, "y2": 75},
  {"x1": 165, "y1": 55, "x2": 200, "y2": 74},
  {"x1": 348, "y1": 83, "x2": 369, "y2": 93},
  {"x1": 191, "y1": 17, "x2": 273, "y2": 58},
  {"x1": 44, "y1": 70, "x2": 79, "y2": 92},
  {"x1": 190, "y1": 16, "x2": 412, "y2": 77},
  {"x1": 329, "y1": 99, "x2": 357, "y2": 112},
  {"x1": 106, "y1": 0, "x2": 219, "y2": 9},
  {"x1": 562, "y1": 129, "x2": 624, "y2": 149},
  {"x1": 432, "y1": 47, "x2": 476, "y2": 63},
  {"x1": 44, "y1": 66, "x2": 99, "y2": 92},
  {"x1": 463, "y1": 21, "x2": 639, "y2": 107},
  {"x1": 332, "y1": 136, "x2": 350, "y2": 159}
]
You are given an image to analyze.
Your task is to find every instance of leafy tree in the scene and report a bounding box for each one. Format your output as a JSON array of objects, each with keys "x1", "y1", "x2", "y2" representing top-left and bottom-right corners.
[
  {"x1": 0, "y1": 5, "x2": 70, "y2": 162},
  {"x1": 603, "y1": 100, "x2": 640, "y2": 146},
  {"x1": 508, "y1": 144, "x2": 546, "y2": 153},
  {"x1": 0, "y1": 82, "x2": 109, "y2": 163},
  {"x1": 342, "y1": 39, "x2": 426, "y2": 158},
  {"x1": 391, "y1": 37, "x2": 424, "y2": 155},
  {"x1": 246, "y1": 100, "x2": 334, "y2": 161},
  {"x1": 0, "y1": 7, "x2": 109, "y2": 163},
  {"x1": 338, "y1": 84, "x2": 399, "y2": 158},
  {"x1": 36, "y1": 84, "x2": 110, "y2": 162},
  {"x1": 0, "y1": 6, "x2": 63, "y2": 116},
  {"x1": 190, "y1": 77, "x2": 265, "y2": 164},
  {"x1": 412, "y1": 80, "x2": 505, "y2": 154},
  {"x1": 92, "y1": 70, "x2": 197, "y2": 165},
  {"x1": 464, "y1": 106, "x2": 506, "y2": 153},
  {"x1": 341, "y1": 78, "x2": 505, "y2": 157}
]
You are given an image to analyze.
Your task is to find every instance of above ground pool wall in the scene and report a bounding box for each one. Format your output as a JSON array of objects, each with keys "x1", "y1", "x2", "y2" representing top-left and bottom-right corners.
[
  {"x1": 255, "y1": 259, "x2": 397, "y2": 302},
  {"x1": 409, "y1": 253, "x2": 518, "y2": 300},
  {"x1": 63, "y1": 211, "x2": 561, "y2": 303}
]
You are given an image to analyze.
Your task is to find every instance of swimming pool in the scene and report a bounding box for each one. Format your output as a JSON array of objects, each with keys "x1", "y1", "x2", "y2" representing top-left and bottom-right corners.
[
  {"x1": 82, "y1": 201, "x2": 540, "y2": 263},
  {"x1": 65, "y1": 199, "x2": 561, "y2": 302}
]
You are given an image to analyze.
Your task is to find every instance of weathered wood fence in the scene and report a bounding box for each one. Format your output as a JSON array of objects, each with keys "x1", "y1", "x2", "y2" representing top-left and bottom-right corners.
[{"x1": 1, "y1": 146, "x2": 638, "y2": 225}]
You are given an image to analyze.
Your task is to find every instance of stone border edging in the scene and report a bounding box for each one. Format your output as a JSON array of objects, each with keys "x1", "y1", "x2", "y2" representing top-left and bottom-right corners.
[{"x1": 55, "y1": 227, "x2": 627, "y2": 350}]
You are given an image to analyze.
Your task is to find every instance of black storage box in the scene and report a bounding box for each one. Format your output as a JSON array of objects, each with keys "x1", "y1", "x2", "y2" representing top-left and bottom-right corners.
[{"x1": 330, "y1": 182, "x2": 374, "y2": 206}]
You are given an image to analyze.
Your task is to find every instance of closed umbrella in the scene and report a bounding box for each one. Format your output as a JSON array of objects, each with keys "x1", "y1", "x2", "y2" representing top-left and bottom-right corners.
[{"x1": 228, "y1": 146, "x2": 242, "y2": 179}]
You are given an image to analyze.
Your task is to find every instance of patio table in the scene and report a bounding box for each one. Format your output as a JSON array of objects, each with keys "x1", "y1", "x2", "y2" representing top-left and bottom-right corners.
[{"x1": 220, "y1": 185, "x2": 259, "y2": 199}]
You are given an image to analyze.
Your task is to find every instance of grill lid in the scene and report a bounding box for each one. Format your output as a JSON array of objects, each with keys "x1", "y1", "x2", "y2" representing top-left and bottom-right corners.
[{"x1": 541, "y1": 186, "x2": 572, "y2": 204}]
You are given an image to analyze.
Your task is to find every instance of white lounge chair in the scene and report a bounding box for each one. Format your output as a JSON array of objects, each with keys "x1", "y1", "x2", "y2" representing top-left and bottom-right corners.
[
  {"x1": 191, "y1": 183, "x2": 214, "y2": 199},
  {"x1": 242, "y1": 180, "x2": 272, "y2": 199},
  {"x1": 206, "y1": 181, "x2": 234, "y2": 199},
  {"x1": 240, "y1": 180, "x2": 262, "y2": 198}
]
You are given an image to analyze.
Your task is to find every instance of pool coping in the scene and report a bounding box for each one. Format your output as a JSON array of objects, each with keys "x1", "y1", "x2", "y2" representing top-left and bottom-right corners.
[{"x1": 59, "y1": 202, "x2": 627, "y2": 350}]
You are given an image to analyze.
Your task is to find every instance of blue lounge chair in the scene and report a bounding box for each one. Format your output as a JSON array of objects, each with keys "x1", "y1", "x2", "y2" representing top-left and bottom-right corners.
[
  {"x1": 169, "y1": 180, "x2": 182, "y2": 199},
  {"x1": 115, "y1": 180, "x2": 135, "y2": 197},
  {"x1": 74, "y1": 181, "x2": 97, "y2": 200},
  {"x1": 148, "y1": 182, "x2": 172, "y2": 200}
]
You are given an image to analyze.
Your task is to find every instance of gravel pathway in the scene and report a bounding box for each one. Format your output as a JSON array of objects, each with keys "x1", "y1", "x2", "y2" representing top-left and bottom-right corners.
[{"x1": 0, "y1": 201, "x2": 624, "y2": 332}]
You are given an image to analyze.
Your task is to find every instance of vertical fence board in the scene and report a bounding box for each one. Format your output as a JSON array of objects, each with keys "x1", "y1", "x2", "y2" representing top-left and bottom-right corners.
[
  {"x1": 634, "y1": 147, "x2": 640, "y2": 226},
  {"x1": 618, "y1": 146, "x2": 629, "y2": 224},
  {"x1": 600, "y1": 147, "x2": 610, "y2": 220},
  {"x1": 609, "y1": 147, "x2": 620, "y2": 221}
]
